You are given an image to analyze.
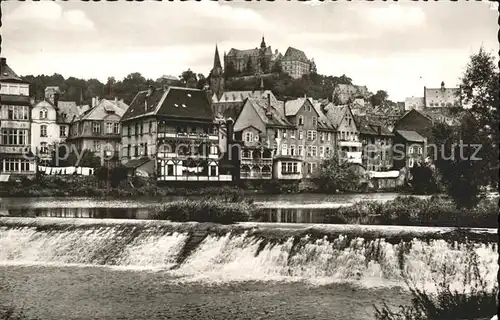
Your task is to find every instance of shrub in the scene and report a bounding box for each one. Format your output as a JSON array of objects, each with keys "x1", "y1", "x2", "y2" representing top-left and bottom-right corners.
[
  {"x1": 151, "y1": 197, "x2": 256, "y2": 224},
  {"x1": 374, "y1": 247, "x2": 497, "y2": 320}
]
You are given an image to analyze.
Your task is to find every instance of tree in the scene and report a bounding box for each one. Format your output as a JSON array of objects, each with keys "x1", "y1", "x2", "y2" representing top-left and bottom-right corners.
[
  {"x1": 196, "y1": 73, "x2": 207, "y2": 90},
  {"x1": 224, "y1": 61, "x2": 239, "y2": 79},
  {"x1": 370, "y1": 90, "x2": 389, "y2": 107},
  {"x1": 409, "y1": 162, "x2": 439, "y2": 195},
  {"x1": 311, "y1": 153, "x2": 362, "y2": 193},
  {"x1": 432, "y1": 47, "x2": 499, "y2": 208},
  {"x1": 244, "y1": 57, "x2": 254, "y2": 75},
  {"x1": 309, "y1": 59, "x2": 317, "y2": 74},
  {"x1": 179, "y1": 69, "x2": 198, "y2": 88}
]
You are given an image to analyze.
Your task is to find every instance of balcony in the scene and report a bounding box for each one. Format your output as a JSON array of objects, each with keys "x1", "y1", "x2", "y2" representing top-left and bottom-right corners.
[
  {"x1": 158, "y1": 174, "x2": 232, "y2": 181},
  {"x1": 0, "y1": 146, "x2": 30, "y2": 155},
  {"x1": 240, "y1": 171, "x2": 272, "y2": 180},
  {"x1": 240, "y1": 157, "x2": 273, "y2": 166},
  {"x1": 158, "y1": 131, "x2": 218, "y2": 141},
  {"x1": 338, "y1": 140, "x2": 362, "y2": 148}
]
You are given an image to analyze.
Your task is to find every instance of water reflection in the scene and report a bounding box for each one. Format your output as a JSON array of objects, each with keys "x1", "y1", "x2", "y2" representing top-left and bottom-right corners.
[{"x1": 6, "y1": 207, "x2": 153, "y2": 220}]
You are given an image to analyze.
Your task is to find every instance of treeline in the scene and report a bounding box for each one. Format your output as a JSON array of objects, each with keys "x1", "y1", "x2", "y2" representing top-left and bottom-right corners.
[{"x1": 20, "y1": 69, "x2": 206, "y2": 105}]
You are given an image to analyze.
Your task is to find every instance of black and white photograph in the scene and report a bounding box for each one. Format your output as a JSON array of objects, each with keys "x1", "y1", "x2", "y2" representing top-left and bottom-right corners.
[{"x1": 0, "y1": 1, "x2": 498, "y2": 319}]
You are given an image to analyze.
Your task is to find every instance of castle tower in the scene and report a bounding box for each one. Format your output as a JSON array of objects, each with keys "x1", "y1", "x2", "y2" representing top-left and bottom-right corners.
[
  {"x1": 260, "y1": 36, "x2": 266, "y2": 49},
  {"x1": 209, "y1": 44, "x2": 224, "y2": 100}
]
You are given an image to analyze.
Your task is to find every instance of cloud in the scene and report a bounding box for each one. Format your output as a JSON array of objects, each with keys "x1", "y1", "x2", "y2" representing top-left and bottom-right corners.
[
  {"x1": 6, "y1": 2, "x2": 95, "y2": 30},
  {"x1": 362, "y1": 4, "x2": 426, "y2": 29}
]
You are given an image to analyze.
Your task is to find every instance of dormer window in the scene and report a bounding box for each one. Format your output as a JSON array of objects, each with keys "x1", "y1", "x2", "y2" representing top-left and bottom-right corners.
[
  {"x1": 174, "y1": 104, "x2": 179, "y2": 108},
  {"x1": 182, "y1": 104, "x2": 187, "y2": 108}
]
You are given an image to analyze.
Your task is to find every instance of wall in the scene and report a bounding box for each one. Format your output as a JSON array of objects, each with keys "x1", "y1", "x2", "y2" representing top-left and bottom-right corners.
[{"x1": 31, "y1": 101, "x2": 61, "y2": 156}]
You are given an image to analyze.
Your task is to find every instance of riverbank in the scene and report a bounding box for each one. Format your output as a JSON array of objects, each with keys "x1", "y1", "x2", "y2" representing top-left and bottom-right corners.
[{"x1": 0, "y1": 175, "x2": 405, "y2": 198}]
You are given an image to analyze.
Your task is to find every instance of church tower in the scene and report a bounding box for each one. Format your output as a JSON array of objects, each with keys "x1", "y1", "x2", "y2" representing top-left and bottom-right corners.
[{"x1": 209, "y1": 44, "x2": 224, "y2": 100}]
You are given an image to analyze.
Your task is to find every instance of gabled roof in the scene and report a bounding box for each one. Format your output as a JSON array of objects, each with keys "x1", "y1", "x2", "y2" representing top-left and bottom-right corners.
[
  {"x1": 245, "y1": 98, "x2": 293, "y2": 128},
  {"x1": 395, "y1": 130, "x2": 425, "y2": 143},
  {"x1": 216, "y1": 90, "x2": 277, "y2": 103},
  {"x1": 312, "y1": 102, "x2": 336, "y2": 131},
  {"x1": 226, "y1": 46, "x2": 273, "y2": 58},
  {"x1": 284, "y1": 97, "x2": 311, "y2": 116},
  {"x1": 323, "y1": 103, "x2": 347, "y2": 127},
  {"x1": 56, "y1": 101, "x2": 80, "y2": 124},
  {"x1": 282, "y1": 47, "x2": 309, "y2": 62},
  {"x1": 122, "y1": 87, "x2": 212, "y2": 122},
  {"x1": 79, "y1": 98, "x2": 126, "y2": 121},
  {"x1": 335, "y1": 84, "x2": 369, "y2": 96},
  {"x1": 356, "y1": 116, "x2": 393, "y2": 136},
  {"x1": 398, "y1": 109, "x2": 433, "y2": 123}
]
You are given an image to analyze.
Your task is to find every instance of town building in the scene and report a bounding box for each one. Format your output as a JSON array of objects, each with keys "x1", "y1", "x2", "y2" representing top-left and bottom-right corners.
[
  {"x1": 393, "y1": 130, "x2": 426, "y2": 172},
  {"x1": 67, "y1": 97, "x2": 128, "y2": 162},
  {"x1": 120, "y1": 86, "x2": 231, "y2": 182},
  {"x1": 323, "y1": 103, "x2": 362, "y2": 165},
  {"x1": 404, "y1": 96, "x2": 425, "y2": 111},
  {"x1": 30, "y1": 87, "x2": 82, "y2": 163},
  {"x1": 224, "y1": 37, "x2": 280, "y2": 76},
  {"x1": 393, "y1": 109, "x2": 435, "y2": 142},
  {"x1": 233, "y1": 95, "x2": 336, "y2": 181},
  {"x1": 0, "y1": 57, "x2": 35, "y2": 176},
  {"x1": 356, "y1": 117, "x2": 394, "y2": 172},
  {"x1": 280, "y1": 47, "x2": 311, "y2": 79},
  {"x1": 332, "y1": 84, "x2": 370, "y2": 105},
  {"x1": 424, "y1": 81, "x2": 461, "y2": 108}
]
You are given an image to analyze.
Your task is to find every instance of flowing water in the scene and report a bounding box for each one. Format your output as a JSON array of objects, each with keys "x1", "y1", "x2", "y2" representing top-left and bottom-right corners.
[{"x1": 0, "y1": 194, "x2": 497, "y2": 319}]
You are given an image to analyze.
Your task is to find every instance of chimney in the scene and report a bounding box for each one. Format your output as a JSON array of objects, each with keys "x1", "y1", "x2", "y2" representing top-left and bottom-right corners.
[
  {"x1": 53, "y1": 92, "x2": 60, "y2": 108},
  {"x1": 92, "y1": 97, "x2": 96, "y2": 108}
]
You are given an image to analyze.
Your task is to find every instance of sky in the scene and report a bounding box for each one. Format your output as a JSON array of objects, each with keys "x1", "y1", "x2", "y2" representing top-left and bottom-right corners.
[{"x1": 2, "y1": 0, "x2": 498, "y2": 101}]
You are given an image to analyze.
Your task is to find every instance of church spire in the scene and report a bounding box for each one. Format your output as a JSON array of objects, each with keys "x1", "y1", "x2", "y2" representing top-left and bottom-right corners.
[
  {"x1": 213, "y1": 44, "x2": 222, "y2": 69},
  {"x1": 260, "y1": 36, "x2": 266, "y2": 49}
]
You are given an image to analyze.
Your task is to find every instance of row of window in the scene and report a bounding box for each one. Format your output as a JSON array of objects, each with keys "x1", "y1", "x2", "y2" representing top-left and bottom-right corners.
[
  {"x1": 158, "y1": 163, "x2": 218, "y2": 177},
  {"x1": 0, "y1": 158, "x2": 32, "y2": 172},
  {"x1": 38, "y1": 125, "x2": 67, "y2": 138},
  {"x1": 281, "y1": 162, "x2": 299, "y2": 174},
  {"x1": 125, "y1": 121, "x2": 155, "y2": 136},
  {"x1": 1, "y1": 105, "x2": 29, "y2": 120},
  {"x1": 92, "y1": 122, "x2": 120, "y2": 134},
  {"x1": 339, "y1": 131, "x2": 359, "y2": 142},
  {"x1": 1, "y1": 129, "x2": 28, "y2": 146},
  {"x1": 279, "y1": 144, "x2": 332, "y2": 158},
  {"x1": 0, "y1": 83, "x2": 30, "y2": 96}
]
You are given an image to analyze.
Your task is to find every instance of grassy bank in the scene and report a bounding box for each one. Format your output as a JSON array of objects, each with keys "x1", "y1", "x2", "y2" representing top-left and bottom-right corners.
[
  {"x1": 151, "y1": 194, "x2": 259, "y2": 224},
  {"x1": 325, "y1": 196, "x2": 497, "y2": 228}
]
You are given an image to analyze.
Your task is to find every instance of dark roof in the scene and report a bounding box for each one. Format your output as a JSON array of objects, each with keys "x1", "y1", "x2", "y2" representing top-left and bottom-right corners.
[
  {"x1": 0, "y1": 94, "x2": 31, "y2": 106},
  {"x1": 395, "y1": 130, "x2": 425, "y2": 143},
  {"x1": 246, "y1": 98, "x2": 294, "y2": 128},
  {"x1": 282, "y1": 47, "x2": 308, "y2": 62},
  {"x1": 122, "y1": 87, "x2": 212, "y2": 122},
  {"x1": 0, "y1": 59, "x2": 29, "y2": 84},
  {"x1": 357, "y1": 116, "x2": 393, "y2": 136},
  {"x1": 226, "y1": 46, "x2": 272, "y2": 58},
  {"x1": 123, "y1": 157, "x2": 152, "y2": 169},
  {"x1": 213, "y1": 45, "x2": 222, "y2": 69},
  {"x1": 157, "y1": 87, "x2": 212, "y2": 120}
]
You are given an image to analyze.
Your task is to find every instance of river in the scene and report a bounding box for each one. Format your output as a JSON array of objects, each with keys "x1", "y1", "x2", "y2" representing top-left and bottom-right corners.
[
  {"x1": 0, "y1": 193, "x2": 497, "y2": 320},
  {"x1": 0, "y1": 192, "x2": 427, "y2": 222}
]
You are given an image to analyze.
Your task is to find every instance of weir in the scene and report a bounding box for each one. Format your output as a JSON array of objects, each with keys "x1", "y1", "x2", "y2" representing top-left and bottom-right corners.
[{"x1": 0, "y1": 218, "x2": 497, "y2": 290}]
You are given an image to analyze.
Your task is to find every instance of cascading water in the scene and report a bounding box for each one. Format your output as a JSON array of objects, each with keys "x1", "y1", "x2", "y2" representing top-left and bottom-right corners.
[{"x1": 0, "y1": 218, "x2": 497, "y2": 292}]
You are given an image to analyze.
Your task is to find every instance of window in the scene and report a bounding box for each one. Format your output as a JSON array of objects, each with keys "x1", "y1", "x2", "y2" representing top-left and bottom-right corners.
[
  {"x1": 40, "y1": 142, "x2": 48, "y2": 154},
  {"x1": 319, "y1": 146, "x2": 324, "y2": 157},
  {"x1": 312, "y1": 116, "x2": 317, "y2": 127},
  {"x1": 93, "y1": 141, "x2": 100, "y2": 152},
  {"x1": 134, "y1": 145, "x2": 139, "y2": 157},
  {"x1": 409, "y1": 158, "x2": 415, "y2": 168},
  {"x1": 40, "y1": 108, "x2": 48, "y2": 120},
  {"x1": 2, "y1": 158, "x2": 31, "y2": 173},
  {"x1": 290, "y1": 130, "x2": 296, "y2": 139},
  {"x1": 127, "y1": 144, "x2": 131, "y2": 157},
  {"x1": 282, "y1": 130, "x2": 287, "y2": 138},
  {"x1": 281, "y1": 161, "x2": 298, "y2": 174},
  {"x1": 135, "y1": 123, "x2": 139, "y2": 136},
  {"x1": 409, "y1": 146, "x2": 414, "y2": 154},
  {"x1": 244, "y1": 132, "x2": 253, "y2": 143},
  {"x1": 281, "y1": 144, "x2": 287, "y2": 156},
  {"x1": 149, "y1": 121, "x2": 153, "y2": 133},
  {"x1": 127, "y1": 125, "x2": 131, "y2": 137},
  {"x1": 140, "y1": 122, "x2": 144, "y2": 135},
  {"x1": 298, "y1": 116, "x2": 304, "y2": 126},
  {"x1": 167, "y1": 164, "x2": 174, "y2": 176},
  {"x1": 320, "y1": 132, "x2": 325, "y2": 141},
  {"x1": 327, "y1": 132, "x2": 332, "y2": 141},
  {"x1": 298, "y1": 145, "x2": 304, "y2": 156},
  {"x1": 307, "y1": 130, "x2": 317, "y2": 141},
  {"x1": 210, "y1": 165, "x2": 217, "y2": 177},
  {"x1": 310, "y1": 146, "x2": 317, "y2": 157},
  {"x1": 299, "y1": 131, "x2": 304, "y2": 140},
  {"x1": 6, "y1": 106, "x2": 29, "y2": 120},
  {"x1": 348, "y1": 118, "x2": 352, "y2": 126},
  {"x1": 106, "y1": 123, "x2": 113, "y2": 134},
  {"x1": 144, "y1": 143, "x2": 148, "y2": 156},
  {"x1": 289, "y1": 145, "x2": 296, "y2": 156},
  {"x1": 114, "y1": 123, "x2": 120, "y2": 134},
  {"x1": 40, "y1": 125, "x2": 47, "y2": 137},
  {"x1": 341, "y1": 131, "x2": 345, "y2": 140},
  {"x1": 59, "y1": 126, "x2": 67, "y2": 137},
  {"x1": 325, "y1": 147, "x2": 331, "y2": 157},
  {"x1": 92, "y1": 122, "x2": 101, "y2": 133}
]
